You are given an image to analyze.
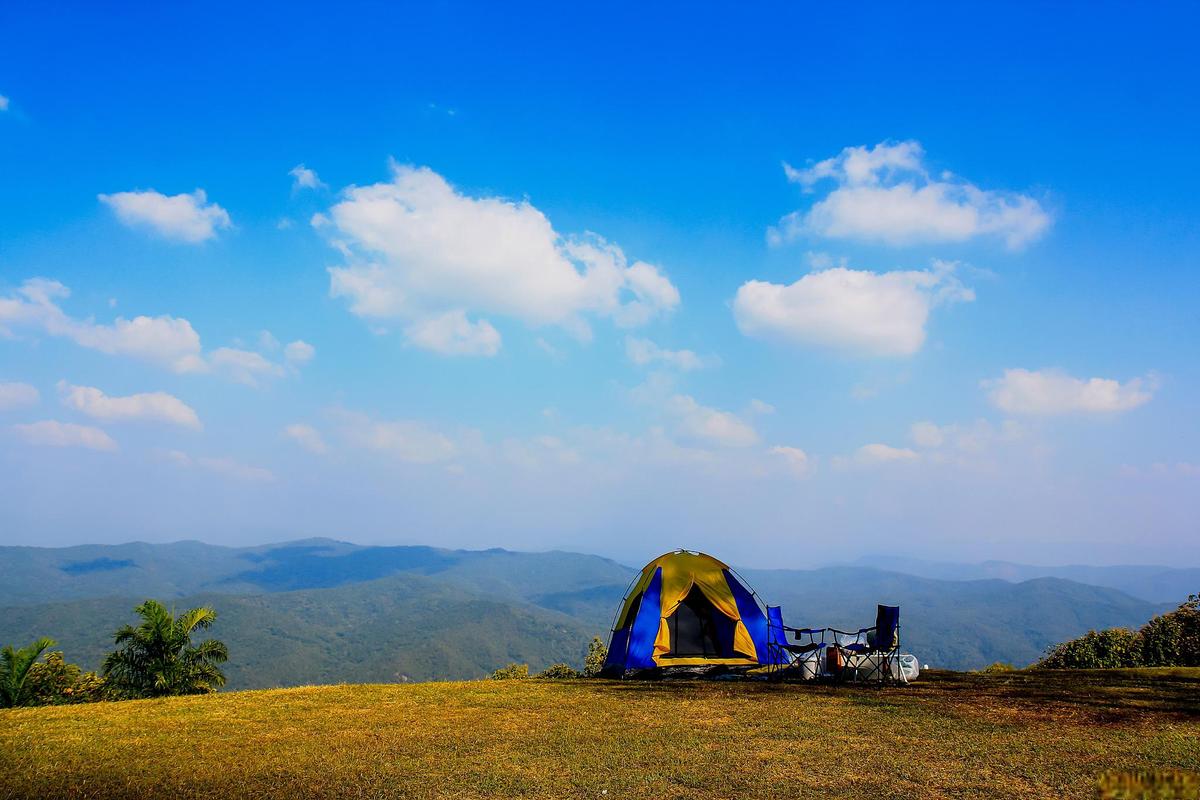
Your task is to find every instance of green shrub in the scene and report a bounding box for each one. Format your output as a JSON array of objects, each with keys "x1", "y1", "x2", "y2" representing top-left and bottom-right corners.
[
  {"x1": 25, "y1": 652, "x2": 108, "y2": 705},
  {"x1": 536, "y1": 663, "x2": 580, "y2": 679},
  {"x1": 489, "y1": 663, "x2": 529, "y2": 680},
  {"x1": 583, "y1": 636, "x2": 607, "y2": 678},
  {"x1": 1038, "y1": 628, "x2": 1141, "y2": 669}
]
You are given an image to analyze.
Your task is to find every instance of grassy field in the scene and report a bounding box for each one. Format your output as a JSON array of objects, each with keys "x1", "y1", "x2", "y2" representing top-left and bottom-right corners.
[{"x1": 2, "y1": 669, "x2": 1198, "y2": 799}]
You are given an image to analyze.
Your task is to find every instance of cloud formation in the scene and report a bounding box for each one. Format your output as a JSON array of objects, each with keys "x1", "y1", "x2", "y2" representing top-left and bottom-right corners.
[
  {"x1": 323, "y1": 164, "x2": 680, "y2": 356},
  {"x1": 772, "y1": 141, "x2": 1051, "y2": 249},
  {"x1": 625, "y1": 337, "x2": 716, "y2": 371},
  {"x1": 58, "y1": 382, "x2": 201, "y2": 429},
  {"x1": 665, "y1": 394, "x2": 759, "y2": 448},
  {"x1": 283, "y1": 423, "x2": 327, "y2": 454},
  {"x1": 733, "y1": 260, "x2": 973, "y2": 356},
  {"x1": 167, "y1": 450, "x2": 274, "y2": 482},
  {"x1": 855, "y1": 443, "x2": 919, "y2": 463},
  {"x1": 289, "y1": 164, "x2": 326, "y2": 191},
  {"x1": 1, "y1": 279, "x2": 310, "y2": 384},
  {"x1": 769, "y1": 445, "x2": 811, "y2": 477},
  {"x1": 0, "y1": 382, "x2": 39, "y2": 411},
  {"x1": 99, "y1": 189, "x2": 232, "y2": 243},
  {"x1": 338, "y1": 410, "x2": 459, "y2": 463},
  {"x1": 984, "y1": 369, "x2": 1154, "y2": 415},
  {"x1": 13, "y1": 420, "x2": 117, "y2": 451}
]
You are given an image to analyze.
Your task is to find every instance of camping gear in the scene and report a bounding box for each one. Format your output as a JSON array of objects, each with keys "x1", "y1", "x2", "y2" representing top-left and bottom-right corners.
[
  {"x1": 830, "y1": 604, "x2": 903, "y2": 683},
  {"x1": 602, "y1": 550, "x2": 778, "y2": 677},
  {"x1": 765, "y1": 605, "x2": 829, "y2": 680}
]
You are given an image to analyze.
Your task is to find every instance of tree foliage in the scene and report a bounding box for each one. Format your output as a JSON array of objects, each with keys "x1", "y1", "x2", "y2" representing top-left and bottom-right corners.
[
  {"x1": 583, "y1": 636, "x2": 608, "y2": 678},
  {"x1": 25, "y1": 651, "x2": 108, "y2": 705},
  {"x1": 1039, "y1": 592, "x2": 1200, "y2": 669},
  {"x1": 489, "y1": 663, "x2": 529, "y2": 680},
  {"x1": 535, "y1": 663, "x2": 581, "y2": 679},
  {"x1": 0, "y1": 637, "x2": 56, "y2": 708},
  {"x1": 103, "y1": 600, "x2": 228, "y2": 698}
]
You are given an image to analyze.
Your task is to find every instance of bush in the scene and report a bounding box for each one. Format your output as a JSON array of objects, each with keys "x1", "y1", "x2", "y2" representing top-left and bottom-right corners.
[
  {"x1": 1038, "y1": 628, "x2": 1141, "y2": 669},
  {"x1": 536, "y1": 663, "x2": 580, "y2": 679},
  {"x1": 25, "y1": 652, "x2": 108, "y2": 705},
  {"x1": 489, "y1": 663, "x2": 529, "y2": 680},
  {"x1": 583, "y1": 636, "x2": 608, "y2": 678}
]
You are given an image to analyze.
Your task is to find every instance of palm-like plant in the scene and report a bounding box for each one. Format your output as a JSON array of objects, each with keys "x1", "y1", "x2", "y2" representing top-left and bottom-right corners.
[
  {"x1": 0, "y1": 637, "x2": 56, "y2": 707},
  {"x1": 103, "y1": 600, "x2": 228, "y2": 698}
]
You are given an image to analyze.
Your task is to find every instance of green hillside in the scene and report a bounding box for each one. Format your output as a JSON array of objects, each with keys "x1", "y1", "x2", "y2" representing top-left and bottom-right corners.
[
  {"x1": 2, "y1": 670, "x2": 1198, "y2": 799},
  {"x1": 0, "y1": 540, "x2": 1170, "y2": 683}
]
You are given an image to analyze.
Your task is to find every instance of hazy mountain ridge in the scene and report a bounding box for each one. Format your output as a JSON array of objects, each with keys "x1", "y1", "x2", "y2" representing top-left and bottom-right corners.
[{"x1": 0, "y1": 539, "x2": 1171, "y2": 684}]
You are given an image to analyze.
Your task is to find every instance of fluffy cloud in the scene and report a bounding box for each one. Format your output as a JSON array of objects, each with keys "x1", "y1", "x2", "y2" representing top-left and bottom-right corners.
[
  {"x1": 1, "y1": 279, "x2": 311, "y2": 384},
  {"x1": 0, "y1": 382, "x2": 39, "y2": 411},
  {"x1": 909, "y1": 419, "x2": 1025, "y2": 455},
  {"x1": 856, "y1": 443, "x2": 919, "y2": 463},
  {"x1": 733, "y1": 260, "x2": 973, "y2": 356},
  {"x1": 323, "y1": 164, "x2": 680, "y2": 355},
  {"x1": 1, "y1": 278, "x2": 205, "y2": 372},
  {"x1": 284, "y1": 339, "x2": 316, "y2": 366},
  {"x1": 666, "y1": 394, "x2": 759, "y2": 448},
  {"x1": 167, "y1": 450, "x2": 274, "y2": 482},
  {"x1": 772, "y1": 141, "x2": 1051, "y2": 249},
  {"x1": 13, "y1": 420, "x2": 117, "y2": 451},
  {"x1": 338, "y1": 410, "x2": 459, "y2": 463},
  {"x1": 625, "y1": 337, "x2": 716, "y2": 371},
  {"x1": 769, "y1": 445, "x2": 811, "y2": 477},
  {"x1": 404, "y1": 311, "x2": 501, "y2": 357},
  {"x1": 283, "y1": 423, "x2": 327, "y2": 454},
  {"x1": 289, "y1": 164, "x2": 326, "y2": 191},
  {"x1": 99, "y1": 189, "x2": 232, "y2": 243},
  {"x1": 57, "y1": 382, "x2": 200, "y2": 429},
  {"x1": 984, "y1": 369, "x2": 1154, "y2": 415},
  {"x1": 0, "y1": 95, "x2": 9, "y2": 111}
]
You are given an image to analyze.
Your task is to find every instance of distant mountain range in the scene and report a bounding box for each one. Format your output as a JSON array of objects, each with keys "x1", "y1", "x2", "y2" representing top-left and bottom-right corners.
[
  {"x1": 850, "y1": 555, "x2": 1200, "y2": 605},
  {"x1": 0, "y1": 539, "x2": 1177, "y2": 688}
]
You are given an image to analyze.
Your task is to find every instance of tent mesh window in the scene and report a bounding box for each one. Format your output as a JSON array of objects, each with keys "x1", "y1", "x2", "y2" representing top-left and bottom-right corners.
[{"x1": 664, "y1": 585, "x2": 729, "y2": 658}]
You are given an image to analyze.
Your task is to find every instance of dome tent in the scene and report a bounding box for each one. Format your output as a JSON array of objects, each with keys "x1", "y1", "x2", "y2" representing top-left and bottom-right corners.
[{"x1": 602, "y1": 550, "x2": 778, "y2": 677}]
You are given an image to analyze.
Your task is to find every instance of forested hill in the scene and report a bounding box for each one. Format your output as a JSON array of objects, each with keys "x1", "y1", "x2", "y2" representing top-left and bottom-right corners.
[{"x1": 0, "y1": 539, "x2": 1168, "y2": 686}]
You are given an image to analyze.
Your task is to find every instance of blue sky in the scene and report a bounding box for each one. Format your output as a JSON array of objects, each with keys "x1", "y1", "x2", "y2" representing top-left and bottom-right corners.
[{"x1": 1, "y1": 3, "x2": 1197, "y2": 566}]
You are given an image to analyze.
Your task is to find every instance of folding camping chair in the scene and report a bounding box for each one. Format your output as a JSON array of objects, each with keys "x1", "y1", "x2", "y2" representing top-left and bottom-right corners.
[
  {"x1": 828, "y1": 604, "x2": 902, "y2": 683},
  {"x1": 765, "y1": 606, "x2": 828, "y2": 680}
]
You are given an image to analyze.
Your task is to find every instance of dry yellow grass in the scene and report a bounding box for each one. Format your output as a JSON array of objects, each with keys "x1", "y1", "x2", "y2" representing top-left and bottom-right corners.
[{"x1": 2, "y1": 670, "x2": 1198, "y2": 799}]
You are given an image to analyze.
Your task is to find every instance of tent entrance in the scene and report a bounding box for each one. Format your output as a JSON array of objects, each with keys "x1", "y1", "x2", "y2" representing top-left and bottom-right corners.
[{"x1": 663, "y1": 585, "x2": 735, "y2": 658}]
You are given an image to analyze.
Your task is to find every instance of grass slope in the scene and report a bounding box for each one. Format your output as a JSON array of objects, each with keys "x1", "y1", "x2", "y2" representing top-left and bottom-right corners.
[{"x1": 2, "y1": 670, "x2": 1198, "y2": 799}]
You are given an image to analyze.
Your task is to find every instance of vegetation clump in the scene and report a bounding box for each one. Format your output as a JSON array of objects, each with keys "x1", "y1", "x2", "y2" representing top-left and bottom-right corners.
[
  {"x1": 1039, "y1": 593, "x2": 1200, "y2": 669},
  {"x1": 103, "y1": 600, "x2": 228, "y2": 698},
  {"x1": 0, "y1": 637, "x2": 57, "y2": 708},
  {"x1": 583, "y1": 636, "x2": 607, "y2": 677},
  {"x1": 25, "y1": 651, "x2": 108, "y2": 705},
  {"x1": 489, "y1": 663, "x2": 529, "y2": 680},
  {"x1": 980, "y1": 662, "x2": 1016, "y2": 673},
  {"x1": 535, "y1": 663, "x2": 580, "y2": 679}
]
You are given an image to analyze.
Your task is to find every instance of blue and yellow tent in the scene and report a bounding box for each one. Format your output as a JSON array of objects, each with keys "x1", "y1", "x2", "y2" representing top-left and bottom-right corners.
[{"x1": 603, "y1": 550, "x2": 776, "y2": 675}]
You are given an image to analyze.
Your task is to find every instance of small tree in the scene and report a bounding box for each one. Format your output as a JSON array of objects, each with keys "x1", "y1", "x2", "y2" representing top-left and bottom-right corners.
[
  {"x1": 489, "y1": 663, "x2": 529, "y2": 680},
  {"x1": 1038, "y1": 628, "x2": 1141, "y2": 669},
  {"x1": 583, "y1": 636, "x2": 608, "y2": 678},
  {"x1": 103, "y1": 600, "x2": 228, "y2": 698},
  {"x1": 25, "y1": 652, "x2": 108, "y2": 705},
  {"x1": 0, "y1": 637, "x2": 56, "y2": 708},
  {"x1": 536, "y1": 663, "x2": 581, "y2": 679}
]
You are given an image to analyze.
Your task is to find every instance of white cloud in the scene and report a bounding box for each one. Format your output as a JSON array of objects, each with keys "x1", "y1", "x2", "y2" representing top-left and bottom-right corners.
[
  {"x1": 284, "y1": 339, "x2": 316, "y2": 365},
  {"x1": 909, "y1": 421, "x2": 945, "y2": 448},
  {"x1": 289, "y1": 164, "x2": 326, "y2": 191},
  {"x1": 770, "y1": 445, "x2": 811, "y2": 477},
  {"x1": 0, "y1": 278, "x2": 205, "y2": 372},
  {"x1": 0, "y1": 382, "x2": 39, "y2": 411},
  {"x1": 984, "y1": 369, "x2": 1154, "y2": 415},
  {"x1": 168, "y1": 450, "x2": 274, "y2": 482},
  {"x1": 625, "y1": 337, "x2": 716, "y2": 371},
  {"x1": 0, "y1": 95, "x2": 9, "y2": 112},
  {"x1": 283, "y1": 423, "x2": 327, "y2": 454},
  {"x1": 13, "y1": 420, "x2": 117, "y2": 451},
  {"x1": 666, "y1": 394, "x2": 759, "y2": 448},
  {"x1": 208, "y1": 347, "x2": 285, "y2": 386},
  {"x1": 909, "y1": 419, "x2": 1025, "y2": 457},
  {"x1": 856, "y1": 443, "x2": 919, "y2": 463},
  {"x1": 404, "y1": 311, "x2": 501, "y2": 357},
  {"x1": 323, "y1": 164, "x2": 679, "y2": 354},
  {"x1": 773, "y1": 141, "x2": 1051, "y2": 249},
  {"x1": 99, "y1": 189, "x2": 232, "y2": 243},
  {"x1": 338, "y1": 410, "x2": 459, "y2": 464},
  {"x1": 733, "y1": 260, "x2": 973, "y2": 357},
  {"x1": 58, "y1": 382, "x2": 201, "y2": 429},
  {"x1": 747, "y1": 399, "x2": 776, "y2": 416}
]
